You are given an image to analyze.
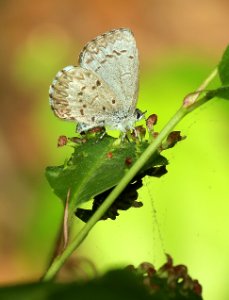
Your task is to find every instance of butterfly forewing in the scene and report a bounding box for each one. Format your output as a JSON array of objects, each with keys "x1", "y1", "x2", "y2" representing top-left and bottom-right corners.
[
  {"x1": 49, "y1": 66, "x2": 120, "y2": 126},
  {"x1": 79, "y1": 28, "x2": 139, "y2": 115}
]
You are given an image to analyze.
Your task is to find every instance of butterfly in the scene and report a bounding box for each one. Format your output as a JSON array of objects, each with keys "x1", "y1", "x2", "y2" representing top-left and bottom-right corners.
[{"x1": 49, "y1": 28, "x2": 143, "y2": 133}]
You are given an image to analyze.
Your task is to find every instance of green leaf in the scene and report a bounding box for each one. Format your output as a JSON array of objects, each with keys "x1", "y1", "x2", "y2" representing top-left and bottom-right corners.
[
  {"x1": 218, "y1": 45, "x2": 229, "y2": 85},
  {"x1": 0, "y1": 258, "x2": 203, "y2": 300},
  {"x1": 205, "y1": 85, "x2": 229, "y2": 100},
  {"x1": 0, "y1": 271, "x2": 151, "y2": 300},
  {"x1": 195, "y1": 44, "x2": 229, "y2": 100},
  {"x1": 46, "y1": 134, "x2": 168, "y2": 218}
]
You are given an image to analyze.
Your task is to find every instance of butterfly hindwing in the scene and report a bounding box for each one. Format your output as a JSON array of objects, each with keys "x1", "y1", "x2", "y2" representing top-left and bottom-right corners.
[{"x1": 49, "y1": 66, "x2": 120, "y2": 127}]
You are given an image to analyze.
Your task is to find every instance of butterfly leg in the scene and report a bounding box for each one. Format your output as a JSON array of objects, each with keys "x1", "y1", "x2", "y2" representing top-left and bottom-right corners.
[{"x1": 76, "y1": 122, "x2": 95, "y2": 133}]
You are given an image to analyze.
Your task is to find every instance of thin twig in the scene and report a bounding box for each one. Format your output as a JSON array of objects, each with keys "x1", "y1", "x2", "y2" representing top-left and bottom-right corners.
[
  {"x1": 63, "y1": 189, "x2": 70, "y2": 249},
  {"x1": 183, "y1": 68, "x2": 218, "y2": 107}
]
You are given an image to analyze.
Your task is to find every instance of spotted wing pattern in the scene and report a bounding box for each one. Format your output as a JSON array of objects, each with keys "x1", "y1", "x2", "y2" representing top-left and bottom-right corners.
[
  {"x1": 49, "y1": 65, "x2": 120, "y2": 128},
  {"x1": 79, "y1": 28, "x2": 139, "y2": 115}
]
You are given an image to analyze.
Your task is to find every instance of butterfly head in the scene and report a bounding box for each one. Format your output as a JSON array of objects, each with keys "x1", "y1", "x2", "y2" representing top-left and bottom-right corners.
[{"x1": 134, "y1": 108, "x2": 146, "y2": 121}]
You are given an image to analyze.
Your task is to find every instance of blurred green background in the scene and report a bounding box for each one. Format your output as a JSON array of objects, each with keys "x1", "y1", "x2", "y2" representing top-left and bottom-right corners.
[{"x1": 0, "y1": 1, "x2": 228, "y2": 299}]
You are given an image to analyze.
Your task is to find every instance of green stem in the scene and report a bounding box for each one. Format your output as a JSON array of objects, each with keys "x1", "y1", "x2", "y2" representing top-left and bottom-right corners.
[
  {"x1": 41, "y1": 70, "x2": 217, "y2": 282},
  {"x1": 196, "y1": 68, "x2": 218, "y2": 93}
]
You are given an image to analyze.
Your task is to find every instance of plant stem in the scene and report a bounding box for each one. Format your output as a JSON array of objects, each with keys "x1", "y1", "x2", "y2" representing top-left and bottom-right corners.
[
  {"x1": 196, "y1": 68, "x2": 218, "y2": 92},
  {"x1": 41, "y1": 69, "x2": 218, "y2": 282},
  {"x1": 183, "y1": 68, "x2": 218, "y2": 106}
]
